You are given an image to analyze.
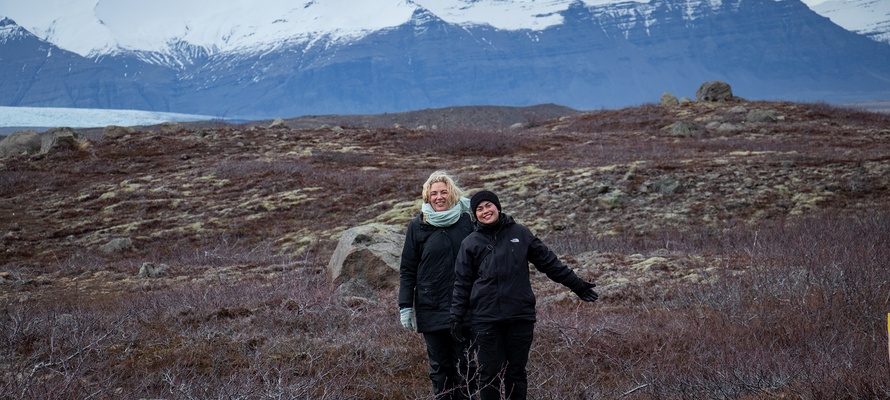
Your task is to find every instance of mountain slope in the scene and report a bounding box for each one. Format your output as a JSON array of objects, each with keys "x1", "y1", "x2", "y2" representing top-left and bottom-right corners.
[
  {"x1": 174, "y1": 0, "x2": 890, "y2": 117},
  {"x1": 1, "y1": 0, "x2": 889, "y2": 119},
  {"x1": 0, "y1": 18, "x2": 177, "y2": 111}
]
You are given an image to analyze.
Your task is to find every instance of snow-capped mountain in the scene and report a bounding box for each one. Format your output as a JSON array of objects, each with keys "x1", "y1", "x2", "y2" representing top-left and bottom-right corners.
[
  {"x1": 5, "y1": 0, "x2": 884, "y2": 62},
  {"x1": 2, "y1": 0, "x2": 655, "y2": 65},
  {"x1": 806, "y1": 0, "x2": 890, "y2": 44},
  {"x1": 0, "y1": 0, "x2": 423, "y2": 66},
  {"x1": 1, "y1": 0, "x2": 889, "y2": 121}
]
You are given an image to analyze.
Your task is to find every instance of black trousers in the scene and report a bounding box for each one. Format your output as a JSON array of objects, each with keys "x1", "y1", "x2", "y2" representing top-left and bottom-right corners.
[
  {"x1": 472, "y1": 321, "x2": 534, "y2": 400},
  {"x1": 423, "y1": 328, "x2": 477, "y2": 400}
]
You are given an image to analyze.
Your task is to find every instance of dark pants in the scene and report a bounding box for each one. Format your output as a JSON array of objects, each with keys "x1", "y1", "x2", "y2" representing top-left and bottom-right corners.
[
  {"x1": 472, "y1": 321, "x2": 534, "y2": 400},
  {"x1": 423, "y1": 328, "x2": 477, "y2": 400}
]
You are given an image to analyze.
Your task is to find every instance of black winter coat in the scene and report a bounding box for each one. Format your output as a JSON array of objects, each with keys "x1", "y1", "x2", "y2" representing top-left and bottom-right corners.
[
  {"x1": 451, "y1": 214, "x2": 589, "y2": 324},
  {"x1": 398, "y1": 212, "x2": 474, "y2": 333}
]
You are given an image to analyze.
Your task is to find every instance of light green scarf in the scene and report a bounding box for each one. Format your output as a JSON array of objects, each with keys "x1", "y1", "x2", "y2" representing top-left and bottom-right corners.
[{"x1": 422, "y1": 197, "x2": 470, "y2": 227}]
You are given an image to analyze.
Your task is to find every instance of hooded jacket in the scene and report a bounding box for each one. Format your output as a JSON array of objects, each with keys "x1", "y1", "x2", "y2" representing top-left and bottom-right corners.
[
  {"x1": 451, "y1": 214, "x2": 590, "y2": 324},
  {"x1": 398, "y1": 212, "x2": 474, "y2": 333}
]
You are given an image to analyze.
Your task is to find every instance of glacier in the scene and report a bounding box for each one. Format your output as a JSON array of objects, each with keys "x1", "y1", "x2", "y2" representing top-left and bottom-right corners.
[{"x1": 0, "y1": 106, "x2": 215, "y2": 130}]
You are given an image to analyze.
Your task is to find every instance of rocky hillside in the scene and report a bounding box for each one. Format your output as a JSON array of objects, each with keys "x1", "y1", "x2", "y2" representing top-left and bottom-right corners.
[{"x1": 1, "y1": 99, "x2": 889, "y2": 298}]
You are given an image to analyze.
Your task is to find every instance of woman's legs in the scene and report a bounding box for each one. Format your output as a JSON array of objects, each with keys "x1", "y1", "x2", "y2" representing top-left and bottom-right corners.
[
  {"x1": 473, "y1": 321, "x2": 534, "y2": 400},
  {"x1": 424, "y1": 330, "x2": 457, "y2": 398},
  {"x1": 425, "y1": 329, "x2": 478, "y2": 399},
  {"x1": 503, "y1": 322, "x2": 534, "y2": 399},
  {"x1": 455, "y1": 325, "x2": 478, "y2": 400},
  {"x1": 473, "y1": 323, "x2": 506, "y2": 400}
]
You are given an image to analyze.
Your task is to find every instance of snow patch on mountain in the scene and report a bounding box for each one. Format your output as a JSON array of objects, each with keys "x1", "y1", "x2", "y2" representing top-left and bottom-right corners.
[
  {"x1": 418, "y1": 0, "x2": 646, "y2": 30},
  {"x1": 809, "y1": 0, "x2": 890, "y2": 44}
]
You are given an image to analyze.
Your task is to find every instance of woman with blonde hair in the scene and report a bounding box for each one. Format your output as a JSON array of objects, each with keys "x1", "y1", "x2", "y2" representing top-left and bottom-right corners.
[{"x1": 398, "y1": 170, "x2": 476, "y2": 399}]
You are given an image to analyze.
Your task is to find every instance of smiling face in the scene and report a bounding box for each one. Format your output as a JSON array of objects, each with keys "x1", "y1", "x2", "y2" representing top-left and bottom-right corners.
[
  {"x1": 474, "y1": 200, "x2": 499, "y2": 225},
  {"x1": 429, "y1": 181, "x2": 450, "y2": 212}
]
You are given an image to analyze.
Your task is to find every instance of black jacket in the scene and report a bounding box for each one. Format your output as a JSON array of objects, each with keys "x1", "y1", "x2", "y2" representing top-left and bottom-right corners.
[
  {"x1": 451, "y1": 214, "x2": 589, "y2": 324},
  {"x1": 398, "y1": 212, "x2": 474, "y2": 333}
]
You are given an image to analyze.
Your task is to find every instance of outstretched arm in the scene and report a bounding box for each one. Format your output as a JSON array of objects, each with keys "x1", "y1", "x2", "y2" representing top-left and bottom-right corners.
[{"x1": 527, "y1": 233, "x2": 596, "y2": 301}]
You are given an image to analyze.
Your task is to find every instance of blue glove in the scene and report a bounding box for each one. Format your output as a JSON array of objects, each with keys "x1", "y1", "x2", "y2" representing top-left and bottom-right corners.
[{"x1": 399, "y1": 307, "x2": 416, "y2": 331}]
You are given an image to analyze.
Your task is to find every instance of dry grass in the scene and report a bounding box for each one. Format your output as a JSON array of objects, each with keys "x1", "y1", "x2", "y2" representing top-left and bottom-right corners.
[
  {"x1": 2, "y1": 209, "x2": 887, "y2": 398},
  {"x1": 1, "y1": 100, "x2": 889, "y2": 398}
]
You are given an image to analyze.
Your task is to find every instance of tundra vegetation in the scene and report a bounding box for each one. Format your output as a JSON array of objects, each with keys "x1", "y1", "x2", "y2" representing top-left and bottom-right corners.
[{"x1": 1, "y1": 101, "x2": 889, "y2": 398}]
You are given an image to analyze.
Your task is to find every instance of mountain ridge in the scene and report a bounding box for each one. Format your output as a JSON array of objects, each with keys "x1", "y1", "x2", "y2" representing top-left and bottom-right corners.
[
  {"x1": 1, "y1": 0, "x2": 889, "y2": 119},
  {"x1": 4, "y1": 0, "x2": 887, "y2": 60}
]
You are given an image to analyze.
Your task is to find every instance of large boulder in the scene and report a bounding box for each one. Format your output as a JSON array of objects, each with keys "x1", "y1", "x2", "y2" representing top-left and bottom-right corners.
[
  {"x1": 0, "y1": 130, "x2": 41, "y2": 158},
  {"x1": 40, "y1": 127, "x2": 83, "y2": 155},
  {"x1": 696, "y1": 81, "x2": 733, "y2": 102},
  {"x1": 327, "y1": 223, "x2": 404, "y2": 291},
  {"x1": 660, "y1": 92, "x2": 679, "y2": 107}
]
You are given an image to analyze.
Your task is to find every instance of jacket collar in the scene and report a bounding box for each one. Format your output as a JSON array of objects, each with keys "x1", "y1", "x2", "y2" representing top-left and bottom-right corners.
[{"x1": 476, "y1": 213, "x2": 513, "y2": 233}]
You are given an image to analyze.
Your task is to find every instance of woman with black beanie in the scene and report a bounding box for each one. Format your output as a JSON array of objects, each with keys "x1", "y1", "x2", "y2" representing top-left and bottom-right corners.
[{"x1": 451, "y1": 190, "x2": 598, "y2": 400}]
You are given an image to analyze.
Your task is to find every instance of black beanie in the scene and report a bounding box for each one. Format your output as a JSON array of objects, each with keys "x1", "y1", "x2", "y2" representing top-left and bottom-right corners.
[{"x1": 471, "y1": 190, "x2": 502, "y2": 213}]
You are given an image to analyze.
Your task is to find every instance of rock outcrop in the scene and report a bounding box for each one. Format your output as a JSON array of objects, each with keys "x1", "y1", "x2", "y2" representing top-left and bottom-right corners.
[
  {"x1": 661, "y1": 92, "x2": 679, "y2": 107},
  {"x1": 327, "y1": 224, "x2": 404, "y2": 294},
  {"x1": 40, "y1": 127, "x2": 84, "y2": 155},
  {"x1": 0, "y1": 130, "x2": 41, "y2": 158},
  {"x1": 696, "y1": 81, "x2": 733, "y2": 102}
]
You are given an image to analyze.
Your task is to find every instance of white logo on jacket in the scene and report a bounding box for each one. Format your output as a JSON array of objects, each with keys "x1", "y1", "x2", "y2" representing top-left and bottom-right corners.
[{"x1": 510, "y1": 238, "x2": 519, "y2": 243}]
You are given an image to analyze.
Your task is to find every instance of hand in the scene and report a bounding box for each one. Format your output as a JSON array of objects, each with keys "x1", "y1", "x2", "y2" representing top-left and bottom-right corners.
[
  {"x1": 399, "y1": 308, "x2": 416, "y2": 331},
  {"x1": 576, "y1": 283, "x2": 599, "y2": 302},
  {"x1": 578, "y1": 287, "x2": 599, "y2": 302},
  {"x1": 451, "y1": 321, "x2": 465, "y2": 344}
]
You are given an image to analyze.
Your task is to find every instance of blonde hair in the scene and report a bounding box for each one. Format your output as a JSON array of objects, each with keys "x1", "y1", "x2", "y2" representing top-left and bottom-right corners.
[{"x1": 422, "y1": 170, "x2": 464, "y2": 208}]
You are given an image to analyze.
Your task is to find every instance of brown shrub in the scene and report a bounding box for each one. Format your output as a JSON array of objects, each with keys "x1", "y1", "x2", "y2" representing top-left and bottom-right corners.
[
  {"x1": 396, "y1": 127, "x2": 527, "y2": 157},
  {"x1": 2, "y1": 209, "x2": 888, "y2": 398}
]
